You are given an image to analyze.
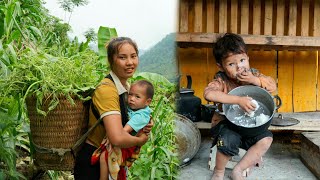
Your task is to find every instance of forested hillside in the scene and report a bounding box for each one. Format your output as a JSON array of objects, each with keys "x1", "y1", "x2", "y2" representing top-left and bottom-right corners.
[{"x1": 138, "y1": 33, "x2": 178, "y2": 82}]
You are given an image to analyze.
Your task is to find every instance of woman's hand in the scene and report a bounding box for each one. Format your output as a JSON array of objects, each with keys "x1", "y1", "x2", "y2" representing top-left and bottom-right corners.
[
  {"x1": 238, "y1": 96, "x2": 256, "y2": 113},
  {"x1": 142, "y1": 117, "x2": 154, "y2": 135}
]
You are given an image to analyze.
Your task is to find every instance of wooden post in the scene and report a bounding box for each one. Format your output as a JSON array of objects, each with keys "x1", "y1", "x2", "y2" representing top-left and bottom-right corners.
[
  {"x1": 252, "y1": 0, "x2": 261, "y2": 35},
  {"x1": 219, "y1": 0, "x2": 227, "y2": 32}
]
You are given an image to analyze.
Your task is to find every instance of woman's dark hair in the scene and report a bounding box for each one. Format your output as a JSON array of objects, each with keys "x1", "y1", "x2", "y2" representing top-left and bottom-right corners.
[
  {"x1": 106, "y1": 37, "x2": 139, "y2": 69},
  {"x1": 213, "y1": 33, "x2": 247, "y2": 65}
]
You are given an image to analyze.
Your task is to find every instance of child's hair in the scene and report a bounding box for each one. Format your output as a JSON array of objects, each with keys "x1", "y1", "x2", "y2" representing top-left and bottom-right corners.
[
  {"x1": 213, "y1": 33, "x2": 247, "y2": 65},
  {"x1": 106, "y1": 37, "x2": 139, "y2": 69},
  {"x1": 133, "y1": 80, "x2": 154, "y2": 99}
]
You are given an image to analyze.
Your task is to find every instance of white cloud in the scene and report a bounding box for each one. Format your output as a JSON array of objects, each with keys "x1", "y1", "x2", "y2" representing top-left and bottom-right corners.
[{"x1": 44, "y1": 0, "x2": 178, "y2": 50}]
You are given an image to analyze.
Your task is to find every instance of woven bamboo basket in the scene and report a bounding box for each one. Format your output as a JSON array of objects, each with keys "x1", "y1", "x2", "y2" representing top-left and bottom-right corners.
[{"x1": 26, "y1": 95, "x2": 88, "y2": 171}]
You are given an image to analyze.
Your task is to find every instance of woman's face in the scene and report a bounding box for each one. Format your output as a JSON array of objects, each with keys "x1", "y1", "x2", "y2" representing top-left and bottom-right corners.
[
  {"x1": 112, "y1": 43, "x2": 139, "y2": 83},
  {"x1": 220, "y1": 53, "x2": 250, "y2": 80}
]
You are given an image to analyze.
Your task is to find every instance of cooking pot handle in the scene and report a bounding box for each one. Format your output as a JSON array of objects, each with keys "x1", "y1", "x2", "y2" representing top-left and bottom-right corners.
[
  {"x1": 273, "y1": 95, "x2": 282, "y2": 110},
  {"x1": 210, "y1": 103, "x2": 225, "y2": 115}
]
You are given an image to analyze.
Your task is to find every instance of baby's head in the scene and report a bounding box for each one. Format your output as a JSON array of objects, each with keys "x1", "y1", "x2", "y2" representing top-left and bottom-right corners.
[
  {"x1": 128, "y1": 80, "x2": 154, "y2": 110},
  {"x1": 213, "y1": 33, "x2": 250, "y2": 80}
]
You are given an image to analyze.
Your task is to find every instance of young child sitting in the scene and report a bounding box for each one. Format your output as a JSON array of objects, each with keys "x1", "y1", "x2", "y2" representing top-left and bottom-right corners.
[
  {"x1": 203, "y1": 33, "x2": 276, "y2": 180},
  {"x1": 91, "y1": 80, "x2": 154, "y2": 180}
]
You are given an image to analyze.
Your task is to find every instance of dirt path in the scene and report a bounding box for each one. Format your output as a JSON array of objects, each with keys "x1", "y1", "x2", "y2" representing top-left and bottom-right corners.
[{"x1": 178, "y1": 136, "x2": 317, "y2": 180}]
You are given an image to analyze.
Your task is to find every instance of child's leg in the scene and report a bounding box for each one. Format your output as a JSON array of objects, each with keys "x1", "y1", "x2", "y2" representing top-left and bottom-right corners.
[
  {"x1": 212, "y1": 151, "x2": 231, "y2": 180},
  {"x1": 211, "y1": 124, "x2": 241, "y2": 180},
  {"x1": 99, "y1": 150, "x2": 109, "y2": 180},
  {"x1": 232, "y1": 136, "x2": 273, "y2": 180}
]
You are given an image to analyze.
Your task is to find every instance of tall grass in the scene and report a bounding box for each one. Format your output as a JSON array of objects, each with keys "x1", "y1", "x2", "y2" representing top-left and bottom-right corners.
[{"x1": 128, "y1": 73, "x2": 179, "y2": 180}]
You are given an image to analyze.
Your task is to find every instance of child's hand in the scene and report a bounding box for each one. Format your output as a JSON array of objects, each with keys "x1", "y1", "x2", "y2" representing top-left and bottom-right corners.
[
  {"x1": 237, "y1": 69, "x2": 260, "y2": 86},
  {"x1": 238, "y1": 96, "x2": 256, "y2": 113}
]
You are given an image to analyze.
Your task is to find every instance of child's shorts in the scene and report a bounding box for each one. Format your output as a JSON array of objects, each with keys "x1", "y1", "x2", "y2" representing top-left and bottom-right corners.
[{"x1": 210, "y1": 121, "x2": 273, "y2": 156}]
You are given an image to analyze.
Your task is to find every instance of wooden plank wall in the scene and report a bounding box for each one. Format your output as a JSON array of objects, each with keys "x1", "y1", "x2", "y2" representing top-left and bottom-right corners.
[{"x1": 178, "y1": 0, "x2": 320, "y2": 112}]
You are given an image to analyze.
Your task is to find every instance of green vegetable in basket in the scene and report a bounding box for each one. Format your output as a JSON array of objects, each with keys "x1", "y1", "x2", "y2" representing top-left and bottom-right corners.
[{"x1": 1, "y1": 48, "x2": 103, "y2": 116}]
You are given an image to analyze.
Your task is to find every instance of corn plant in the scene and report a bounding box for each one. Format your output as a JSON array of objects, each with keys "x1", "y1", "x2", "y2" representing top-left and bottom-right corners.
[
  {"x1": 128, "y1": 72, "x2": 179, "y2": 180},
  {"x1": 0, "y1": 95, "x2": 26, "y2": 180}
]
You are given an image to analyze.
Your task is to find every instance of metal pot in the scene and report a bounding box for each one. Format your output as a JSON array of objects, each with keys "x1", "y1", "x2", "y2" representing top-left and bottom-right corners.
[{"x1": 222, "y1": 85, "x2": 281, "y2": 137}]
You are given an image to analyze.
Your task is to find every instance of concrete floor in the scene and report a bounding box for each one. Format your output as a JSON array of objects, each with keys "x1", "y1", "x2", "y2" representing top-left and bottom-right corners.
[{"x1": 178, "y1": 112, "x2": 320, "y2": 180}]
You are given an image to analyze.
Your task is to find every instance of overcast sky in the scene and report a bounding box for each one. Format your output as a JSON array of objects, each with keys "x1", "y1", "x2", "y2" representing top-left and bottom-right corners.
[{"x1": 44, "y1": 0, "x2": 178, "y2": 50}]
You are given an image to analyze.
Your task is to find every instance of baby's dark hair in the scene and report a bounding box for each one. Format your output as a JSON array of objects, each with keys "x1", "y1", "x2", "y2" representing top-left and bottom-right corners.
[
  {"x1": 213, "y1": 33, "x2": 247, "y2": 65},
  {"x1": 133, "y1": 80, "x2": 154, "y2": 99}
]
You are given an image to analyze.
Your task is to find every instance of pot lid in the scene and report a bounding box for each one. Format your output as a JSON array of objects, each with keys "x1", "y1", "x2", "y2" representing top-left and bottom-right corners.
[
  {"x1": 180, "y1": 88, "x2": 194, "y2": 94},
  {"x1": 271, "y1": 114, "x2": 300, "y2": 127},
  {"x1": 174, "y1": 113, "x2": 201, "y2": 166}
]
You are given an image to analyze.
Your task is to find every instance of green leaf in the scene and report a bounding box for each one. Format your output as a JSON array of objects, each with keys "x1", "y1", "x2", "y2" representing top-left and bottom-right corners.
[
  {"x1": 97, "y1": 26, "x2": 117, "y2": 62},
  {"x1": 29, "y1": 26, "x2": 43, "y2": 40},
  {"x1": 6, "y1": 44, "x2": 17, "y2": 65},
  {"x1": 134, "y1": 72, "x2": 172, "y2": 85},
  {"x1": 7, "y1": 30, "x2": 21, "y2": 44}
]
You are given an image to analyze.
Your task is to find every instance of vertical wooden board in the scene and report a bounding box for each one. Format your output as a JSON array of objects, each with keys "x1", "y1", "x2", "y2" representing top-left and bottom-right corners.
[
  {"x1": 309, "y1": 0, "x2": 315, "y2": 36},
  {"x1": 264, "y1": 0, "x2": 273, "y2": 35},
  {"x1": 276, "y1": 0, "x2": 285, "y2": 35},
  {"x1": 205, "y1": 48, "x2": 219, "y2": 104},
  {"x1": 293, "y1": 51, "x2": 317, "y2": 112},
  {"x1": 247, "y1": 50, "x2": 277, "y2": 82},
  {"x1": 230, "y1": 0, "x2": 238, "y2": 33},
  {"x1": 318, "y1": 52, "x2": 320, "y2": 110},
  {"x1": 252, "y1": 0, "x2": 261, "y2": 35},
  {"x1": 207, "y1": 48, "x2": 219, "y2": 82},
  {"x1": 301, "y1": 0, "x2": 310, "y2": 36},
  {"x1": 277, "y1": 51, "x2": 294, "y2": 112},
  {"x1": 288, "y1": 0, "x2": 297, "y2": 36},
  {"x1": 194, "y1": 0, "x2": 203, "y2": 32},
  {"x1": 219, "y1": 0, "x2": 227, "y2": 32},
  {"x1": 314, "y1": 0, "x2": 320, "y2": 36},
  {"x1": 178, "y1": 48, "x2": 211, "y2": 103},
  {"x1": 240, "y1": 0, "x2": 249, "y2": 34},
  {"x1": 207, "y1": 0, "x2": 215, "y2": 32},
  {"x1": 179, "y1": 0, "x2": 189, "y2": 32},
  {"x1": 188, "y1": 0, "x2": 195, "y2": 32}
]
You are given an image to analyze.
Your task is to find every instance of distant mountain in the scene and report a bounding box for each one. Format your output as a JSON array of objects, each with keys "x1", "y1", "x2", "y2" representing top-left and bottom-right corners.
[
  {"x1": 139, "y1": 49, "x2": 146, "y2": 56},
  {"x1": 138, "y1": 33, "x2": 178, "y2": 82}
]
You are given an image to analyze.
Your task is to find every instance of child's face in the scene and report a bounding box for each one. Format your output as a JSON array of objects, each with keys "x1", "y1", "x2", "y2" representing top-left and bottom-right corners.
[
  {"x1": 219, "y1": 53, "x2": 250, "y2": 80},
  {"x1": 128, "y1": 84, "x2": 151, "y2": 110}
]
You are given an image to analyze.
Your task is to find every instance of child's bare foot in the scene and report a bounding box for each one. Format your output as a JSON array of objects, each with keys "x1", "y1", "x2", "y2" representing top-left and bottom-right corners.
[
  {"x1": 211, "y1": 168, "x2": 225, "y2": 180},
  {"x1": 231, "y1": 167, "x2": 245, "y2": 180}
]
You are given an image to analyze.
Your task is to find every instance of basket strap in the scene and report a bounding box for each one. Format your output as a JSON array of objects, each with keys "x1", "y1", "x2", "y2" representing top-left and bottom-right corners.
[
  {"x1": 71, "y1": 117, "x2": 103, "y2": 154},
  {"x1": 32, "y1": 140, "x2": 70, "y2": 156},
  {"x1": 71, "y1": 74, "x2": 128, "y2": 156}
]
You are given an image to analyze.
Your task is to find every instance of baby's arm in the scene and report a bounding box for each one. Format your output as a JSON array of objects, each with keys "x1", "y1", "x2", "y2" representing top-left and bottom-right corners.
[
  {"x1": 126, "y1": 112, "x2": 151, "y2": 134},
  {"x1": 123, "y1": 124, "x2": 133, "y2": 133}
]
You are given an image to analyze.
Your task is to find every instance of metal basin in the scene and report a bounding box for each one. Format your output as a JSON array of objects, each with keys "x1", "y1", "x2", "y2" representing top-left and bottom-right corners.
[
  {"x1": 174, "y1": 113, "x2": 201, "y2": 166},
  {"x1": 223, "y1": 85, "x2": 281, "y2": 137}
]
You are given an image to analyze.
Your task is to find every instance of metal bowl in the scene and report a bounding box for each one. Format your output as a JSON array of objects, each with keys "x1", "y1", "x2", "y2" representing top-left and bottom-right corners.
[{"x1": 174, "y1": 113, "x2": 201, "y2": 166}]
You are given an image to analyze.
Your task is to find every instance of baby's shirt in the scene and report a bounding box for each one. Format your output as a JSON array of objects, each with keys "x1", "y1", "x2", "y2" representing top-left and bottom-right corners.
[{"x1": 127, "y1": 106, "x2": 151, "y2": 133}]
